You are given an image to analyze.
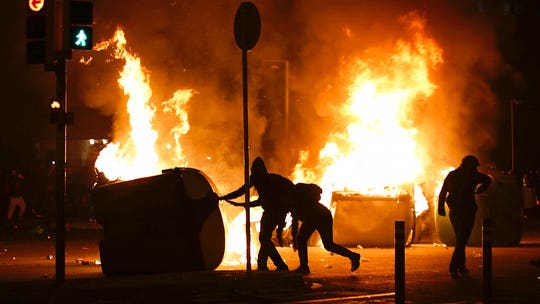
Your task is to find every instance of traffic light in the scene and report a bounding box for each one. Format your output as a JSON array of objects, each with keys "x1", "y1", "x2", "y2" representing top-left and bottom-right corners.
[
  {"x1": 26, "y1": 0, "x2": 48, "y2": 64},
  {"x1": 69, "y1": 1, "x2": 93, "y2": 50},
  {"x1": 49, "y1": 98, "x2": 74, "y2": 125},
  {"x1": 50, "y1": 98, "x2": 63, "y2": 124}
]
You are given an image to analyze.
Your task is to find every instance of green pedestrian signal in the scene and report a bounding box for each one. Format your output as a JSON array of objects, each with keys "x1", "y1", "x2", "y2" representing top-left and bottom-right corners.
[
  {"x1": 69, "y1": 1, "x2": 93, "y2": 50},
  {"x1": 70, "y1": 26, "x2": 92, "y2": 49}
]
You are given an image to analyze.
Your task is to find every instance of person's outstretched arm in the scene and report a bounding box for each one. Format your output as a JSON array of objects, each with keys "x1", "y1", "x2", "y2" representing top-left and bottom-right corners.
[{"x1": 219, "y1": 184, "x2": 247, "y2": 201}]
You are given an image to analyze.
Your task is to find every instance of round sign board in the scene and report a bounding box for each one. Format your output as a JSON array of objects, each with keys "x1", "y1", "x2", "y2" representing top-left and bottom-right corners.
[{"x1": 234, "y1": 2, "x2": 261, "y2": 51}]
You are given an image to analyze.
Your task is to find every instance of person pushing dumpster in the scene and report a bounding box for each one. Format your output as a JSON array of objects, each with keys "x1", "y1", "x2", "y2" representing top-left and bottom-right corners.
[{"x1": 219, "y1": 157, "x2": 293, "y2": 271}]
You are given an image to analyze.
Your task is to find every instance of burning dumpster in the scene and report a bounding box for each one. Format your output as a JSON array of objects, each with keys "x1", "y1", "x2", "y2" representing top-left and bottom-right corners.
[
  {"x1": 331, "y1": 191, "x2": 415, "y2": 247},
  {"x1": 92, "y1": 167, "x2": 225, "y2": 276}
]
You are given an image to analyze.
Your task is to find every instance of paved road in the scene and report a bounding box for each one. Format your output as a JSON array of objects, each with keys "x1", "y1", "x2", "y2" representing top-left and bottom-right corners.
[{"x1": 1, "y1": 218, "x2": 540, "y2": 303}]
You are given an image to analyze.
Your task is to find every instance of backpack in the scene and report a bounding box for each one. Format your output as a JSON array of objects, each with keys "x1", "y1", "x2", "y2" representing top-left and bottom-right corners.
[{"x1": 294, "y1": 183, "x2": 322, "y2": 203}]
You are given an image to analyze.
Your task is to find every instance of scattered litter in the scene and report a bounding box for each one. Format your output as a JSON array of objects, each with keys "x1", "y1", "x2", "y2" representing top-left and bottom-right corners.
[
  {"x1": 11, "y1": 256, "x2": 16, "y2": 261},
  {"x1": 356, "y1": 245, "x2": 364, "y2": 249},
  {"x1": 81, "y1": 247, "x2": 88, "y2": 251},
  {"x1": 76, "y1": 258, "x2": 91, "y2": 265},
  {"x1": 310, "y1": 282, "x2": 324, "y2": 290},
  {"x1": 76, "y1": 258, "x2": 100, "y2": 265},
  {"x1": 473, "y1": 251, "x2": 482, "y2": 258},
  {"x1": 31, "y1": 226, "x2": 45, "y2": 235},
  {"x1": 47, "y1": 255, "x2": 54, "y2": 260},
  {"x1": 324, "y1": 264, "x2": 332, "y2": 269}
]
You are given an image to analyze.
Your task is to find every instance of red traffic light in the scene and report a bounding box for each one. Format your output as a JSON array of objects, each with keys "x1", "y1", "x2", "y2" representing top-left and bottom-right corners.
[{"x1": 28, "y1": 0, "x2": 45, "y2": 12}]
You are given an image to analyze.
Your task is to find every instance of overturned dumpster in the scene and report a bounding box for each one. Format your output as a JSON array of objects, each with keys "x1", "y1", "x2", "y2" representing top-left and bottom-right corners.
[{"x1": 92, "y1": 168, "x2": 225, "y2": 276}]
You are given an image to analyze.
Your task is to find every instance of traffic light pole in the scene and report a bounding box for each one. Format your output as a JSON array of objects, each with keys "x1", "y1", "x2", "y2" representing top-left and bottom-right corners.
[
  {"x1": 54, "y1": 57, "x2": 67, "y2": 285},
  {"x1": 49, "y1": 0, "x2": 92, "y2": 284}
]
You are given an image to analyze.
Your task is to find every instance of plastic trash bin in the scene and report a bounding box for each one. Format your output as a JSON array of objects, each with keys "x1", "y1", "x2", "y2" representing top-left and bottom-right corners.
[{"x1": 92, "y1": 167, "x2": 225, "y2": 275}]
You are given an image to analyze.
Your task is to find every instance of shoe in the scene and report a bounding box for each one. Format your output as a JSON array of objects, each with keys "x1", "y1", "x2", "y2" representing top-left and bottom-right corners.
[
  {"x1": 458, "y1": 267, "x2": 470, "y2": 276},
  {"x1": 450, "y1": 270, "x2": 460, "y2": 279},
  {"x1": 294, "y1": 266, "x2": 311, "y2": 275},
  {"x1": 257, "y1": 266, "x2": 269, "y2": 271},
  {"x1": 350, "y1": 253, "x2": 361, "y2": 272},
  {"x1": 275, "y1": 265, "x2": 289, "y2": 272}
]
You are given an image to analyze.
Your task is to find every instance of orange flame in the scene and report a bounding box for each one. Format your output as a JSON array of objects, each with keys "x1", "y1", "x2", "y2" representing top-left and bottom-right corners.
[
  {"x1": 93, "y1": 28, "x2": 193, "y2": 181},
  {"x1": 92, "y1": 12, "x2": 447, "y2": 266},
  {"x1": 293, "y1": 12, "x2": 443, "y2": 215},
  {"x1": 93, "y1": 27, "x2": 251, "y2": 266}
]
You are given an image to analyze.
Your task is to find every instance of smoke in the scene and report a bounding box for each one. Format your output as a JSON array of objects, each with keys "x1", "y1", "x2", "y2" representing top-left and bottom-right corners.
[{"x1": 71, "y1": 0, "x2": 504, "y2": 190}]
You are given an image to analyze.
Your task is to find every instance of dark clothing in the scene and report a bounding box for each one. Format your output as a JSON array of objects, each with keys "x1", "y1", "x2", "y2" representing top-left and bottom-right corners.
[
  {"x1": 7, "y1": 172, "x2": 24, "y2": 198},
  {"x1": 221, "y1": 171, "x2": 294, "y2": 270},
  {"x1": 438, "y1": 164, "x2": 492, "y2": 274},
  {"x1": 290, "y1": 183, "x2": 359, "y2": 271},
  {"x1": 293, "y1": 202, "x2": 357, "y2": 269},
  {"x1": 221, "y1": 173, "x2": 293, "y2": 214}
]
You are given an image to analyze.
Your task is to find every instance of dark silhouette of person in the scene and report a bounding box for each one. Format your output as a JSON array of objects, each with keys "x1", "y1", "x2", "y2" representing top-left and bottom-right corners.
[
  {"x1": 289, "y1": 183, "x2": 361, "y2": 275},
  {"x1": 219, "y1": 157, "x2": 292, "y2": 271},
  {"x1": 438, "y1": 155, "x2": 492, "y2": 278},
  {"x1": 6, "y1": 168, "x2": 26, "y2": 226}
]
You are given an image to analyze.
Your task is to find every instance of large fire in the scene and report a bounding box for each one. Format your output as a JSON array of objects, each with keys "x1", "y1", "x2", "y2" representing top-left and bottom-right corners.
[
  {"x1": 91, "y1": 12, "x2": 448, "y2": 266},
  {"x1": 292, "y1": 12, "x2": 443, "y2": 215},
  {"x1": 93, "y1": 28, "x2": 193, "y2": 181}
]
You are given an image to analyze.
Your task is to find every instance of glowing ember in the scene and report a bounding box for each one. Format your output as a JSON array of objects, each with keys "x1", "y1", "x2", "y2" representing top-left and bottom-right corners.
[{"x1": 292, "y1": 12, "x2": 443, "y2": 215}]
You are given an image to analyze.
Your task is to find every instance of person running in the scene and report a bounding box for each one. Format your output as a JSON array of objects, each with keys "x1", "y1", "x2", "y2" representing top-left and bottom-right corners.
[
  {"x1": 289, "y1": 182, "x2": 361, "y2": 275},
  {"x1": 438, "y1": 155, "x2": 492, "y2": 278},
  {"x1": 220, "y1": 157, "x2": 293, "y2": 271}
]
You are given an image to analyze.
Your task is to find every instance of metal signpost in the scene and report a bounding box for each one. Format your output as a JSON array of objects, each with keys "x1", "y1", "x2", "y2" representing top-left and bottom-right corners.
[{"x1": 233, "y1": 1, "x2": 260, "y2": 273}]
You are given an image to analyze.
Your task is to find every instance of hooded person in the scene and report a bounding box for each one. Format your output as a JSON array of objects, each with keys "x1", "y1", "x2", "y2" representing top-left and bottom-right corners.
[
  {"x1": 219, "y1": 157, "x2": 293, "y2": 271},
  {"x1": 438, "y1": 155, "x2": 492, "y2": 278}
]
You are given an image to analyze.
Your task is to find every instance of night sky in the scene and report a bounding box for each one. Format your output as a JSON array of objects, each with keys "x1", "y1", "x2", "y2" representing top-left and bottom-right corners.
[{"x1": 1, "y1": 0, "x2": 539, "y2": 178}]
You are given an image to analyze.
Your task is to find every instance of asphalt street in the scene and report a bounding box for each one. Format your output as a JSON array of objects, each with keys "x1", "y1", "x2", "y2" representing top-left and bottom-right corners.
[{"x1": 1, "y1": 217, "x2": 540, "y2": 303}]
